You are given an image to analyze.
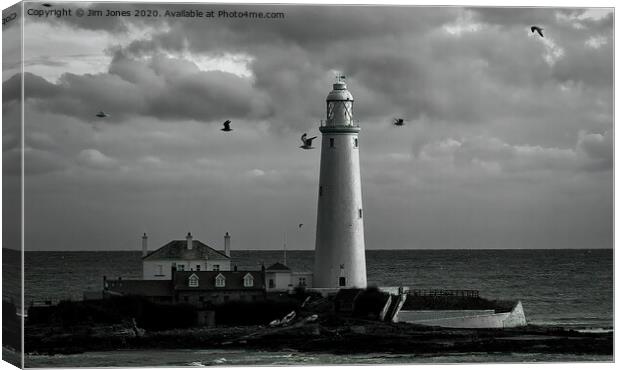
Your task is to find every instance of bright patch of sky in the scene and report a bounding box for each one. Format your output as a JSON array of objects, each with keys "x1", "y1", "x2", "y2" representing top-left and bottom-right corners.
[
  {"x1": 22, "y1": 20, "x2": 252, "y2": 81},
  {"x1": 539, "y1": 37, "x2": 565, "y2": 66},
  {"x1": 585, "y1": 35, "x2": 608, "y2": 48},
  {"x1": 22, "y1": 21, "x2": 141, "y2": 82},
  {"x1": 443, "y1": 10, "x2": 483, "y2": 36},
  {"x1": 156, "y1": 51, "x2": 254, "y2": 78},
  {"x1": 555, "y1": 8, "x2": 613, "y2": 29},
  {"x1": 579, "y1": 8, "x2": 613, "y2": 20}
]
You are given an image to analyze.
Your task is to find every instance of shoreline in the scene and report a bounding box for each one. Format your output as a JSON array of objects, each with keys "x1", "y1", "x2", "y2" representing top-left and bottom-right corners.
[{"x1": 25, "y1": 319, "x2": 613, "y2": 358}]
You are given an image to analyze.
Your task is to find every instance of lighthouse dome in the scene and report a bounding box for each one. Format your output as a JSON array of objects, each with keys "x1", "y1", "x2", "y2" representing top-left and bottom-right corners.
[{"x1": 326, "y1": 82, "x2": 354, "y2": 101}]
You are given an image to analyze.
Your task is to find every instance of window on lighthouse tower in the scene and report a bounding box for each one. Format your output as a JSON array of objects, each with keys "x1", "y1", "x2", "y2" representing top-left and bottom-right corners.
[
  {"x1": 343, "y1": 101, "x2": 353, "y2": 123},
  {"x1": 327, "y1": 102, "x2": 335, "y2": 120}
]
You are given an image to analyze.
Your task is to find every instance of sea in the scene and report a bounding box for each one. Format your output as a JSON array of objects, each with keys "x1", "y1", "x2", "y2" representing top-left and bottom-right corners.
[{"x1": 8, "y1": 249, "x2": 615, "y2": 366}]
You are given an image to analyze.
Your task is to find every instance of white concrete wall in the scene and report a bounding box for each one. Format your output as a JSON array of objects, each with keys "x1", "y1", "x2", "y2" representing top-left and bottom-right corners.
[
  {"x1": 397, "y1": 310, "x2": 495, "y2": 321},
  {"x1": 314, "y1": 128, "x2": 367, "y2": 288},
  {"x1": 395, "y1": 301, "x2": 527, "y2": 329},
  {"x1": 143, "y1": 259, "x2": 231, "y2": 280},
  {"x1": 265, "y1": 271, "x2": 292, "y2": 291},
  {"x1": 291, "y1": 272, "x2": 313, "y2": 288}
]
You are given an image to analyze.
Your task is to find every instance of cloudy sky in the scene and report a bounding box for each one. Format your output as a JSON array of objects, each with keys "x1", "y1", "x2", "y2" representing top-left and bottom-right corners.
[{"x1": 2, "y1": 1, "x2": 613, "y2": 251}]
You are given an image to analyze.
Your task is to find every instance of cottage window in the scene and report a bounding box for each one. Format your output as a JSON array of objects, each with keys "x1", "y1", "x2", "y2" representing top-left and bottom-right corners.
[
  {"x1": 269, "y1": 279, "x2": 275, "y2": 289},
  {"x1": 156, "y1": 265, "x2": 163, "y2": 276},
  {"x1": 243, "y1": 274, "x2": 254, "y2": 287},
  {"x1": 299, "y1": 277, "x2": 306, "y2": 286},
  {"x1": 215, "y1": 274, "x2": 226, "y2": 287},
  {"x1": 196, "y1": 265, "x2": 201, "y2": 271},
  {"x1": 177, "y1": 264, "x2": 185, "y2": 271},
  {"x1": 213, "y1": 264, "x2": 220, "y2": 271},
  {"x1": 189, "y1": 274, "x2": 199, "y2": 288}
]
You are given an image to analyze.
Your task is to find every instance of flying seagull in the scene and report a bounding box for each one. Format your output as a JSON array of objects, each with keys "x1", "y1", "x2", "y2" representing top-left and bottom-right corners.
[
  {"x1": 95, "y1": 111, "x2": 110, "y2": 118},
  {"x1": 531, "y1": 26, "x2": 544, "y2": 37},
  {"x1": 298, "y1": 223, "x2": 303, "y2": 228},
  {"x1": 393, "y1": 118, "x2": 405, "y2": 126},
  {"x1": 300, "y1": 133, "x2": 317, "y2": 149},
  {"x1": 221, "y1": 120, "x2": 232, "y2": 132}
]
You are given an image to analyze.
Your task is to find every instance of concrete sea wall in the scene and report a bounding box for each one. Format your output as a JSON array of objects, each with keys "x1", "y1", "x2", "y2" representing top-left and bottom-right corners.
[{"x1": 395, "y1": 301, "x2": 527, "y2": 329}]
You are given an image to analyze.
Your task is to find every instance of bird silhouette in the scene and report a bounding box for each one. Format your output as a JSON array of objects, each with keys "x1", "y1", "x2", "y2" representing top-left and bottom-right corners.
[
  {"x1": 298, "y1": 223, "x2": 303, "y2": 228},
  {"x1": 531, "y1": 26, "x2": 544, "y2": 37},
  {"x1": 95, "y1": 111, "x2": 110, "y2": 118},
  {"x1": 300, "y1": 133, "x2": 317, "y2": 149},
  {"x1": 221, "y1": 120, "x2": 232, "y2": 132},
  {"x1": 393, "y1": 118, "x2": 405, "y2": 126}
]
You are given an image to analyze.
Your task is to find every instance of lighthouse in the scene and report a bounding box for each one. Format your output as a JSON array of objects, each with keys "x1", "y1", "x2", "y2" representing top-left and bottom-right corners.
[{"x1": 314, "y1": 77, "x2": 367, "y2": 288}]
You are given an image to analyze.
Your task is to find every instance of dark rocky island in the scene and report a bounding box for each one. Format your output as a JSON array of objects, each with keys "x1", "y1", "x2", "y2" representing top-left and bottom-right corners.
[{"x1": 23, "y1": 291, "x2": 613, "y2": 358}]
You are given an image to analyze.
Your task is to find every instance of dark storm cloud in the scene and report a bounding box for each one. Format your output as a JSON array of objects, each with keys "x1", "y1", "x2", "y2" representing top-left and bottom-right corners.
[
  {"x1": 33, "y1": 4, "x2": 461, "y2": 130},
  {"x1": 9, "y1": 52, "x2": 272, "y2": 123},
  {"x1": 30, "y1": 4, "x2": 612, "y2": 131},
  {"x1": 120, "y1": 5, "x2": 459, "y2": 52},
  {"x1": 577, "y1": 130, "x2": 613, "y2": 171},
  {"x1": 3, "y1": 73, "x2": 60, "y2": 102}
]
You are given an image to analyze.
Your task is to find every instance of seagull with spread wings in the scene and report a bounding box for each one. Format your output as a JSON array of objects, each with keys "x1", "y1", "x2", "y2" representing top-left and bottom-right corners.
[
  {"x1": 300, "y1": 133, "x2": 317, "y2": 149},
  {"x1": 531, "y1": 26, "x2": 544, "y2": 37}
]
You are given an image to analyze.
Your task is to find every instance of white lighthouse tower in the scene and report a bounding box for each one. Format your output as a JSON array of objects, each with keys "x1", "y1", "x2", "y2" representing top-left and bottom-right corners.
[{"x1": 313, "y1": 77, "x2": 367, "y2": 289}]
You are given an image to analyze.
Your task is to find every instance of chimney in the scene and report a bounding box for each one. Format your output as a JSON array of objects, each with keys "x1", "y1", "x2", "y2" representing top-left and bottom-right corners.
[
  {"x1": 186, "y1": 232, "x2": 193, "y2": 250},
  {"x1": 142, "y1": 233, "x2": 148, "y2": 257},
  {"x1": 224, "y1": 232, "x2": 231, "y2": 257}
]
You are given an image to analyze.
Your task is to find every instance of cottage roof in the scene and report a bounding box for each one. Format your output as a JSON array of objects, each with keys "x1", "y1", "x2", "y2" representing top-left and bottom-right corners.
[
  {"x1": 265, "y1": 262, "x2": 290, "y2": 271},
  {"x1": 143, "y1": 240, "x2": 229, "y2": 261},
  {"x1": 173, "y1": 271, "x2": 265, "y2": 291},
  {"x1": 106, "y1": 279, "x2": 172, "y2": 297}
]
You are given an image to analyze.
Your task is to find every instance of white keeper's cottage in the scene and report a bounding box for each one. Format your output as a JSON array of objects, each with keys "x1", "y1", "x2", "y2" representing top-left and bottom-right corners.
[
  {"x1": 142, "y1": 232, "x2": 232, "y2": 280},
  {"x1": 264, "y1": 262, "x2": 313, "y2": 292}
]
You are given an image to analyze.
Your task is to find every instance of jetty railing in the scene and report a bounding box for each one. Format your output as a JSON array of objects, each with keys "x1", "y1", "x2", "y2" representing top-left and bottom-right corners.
[{"x1": 408, "y1": 289, "x2": 479, "y2": 298}]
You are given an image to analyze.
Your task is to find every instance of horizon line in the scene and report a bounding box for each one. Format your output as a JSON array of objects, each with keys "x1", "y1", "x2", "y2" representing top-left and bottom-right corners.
[{"x1": 7, "y1": 247, "x2": 614, "y2": 252}]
